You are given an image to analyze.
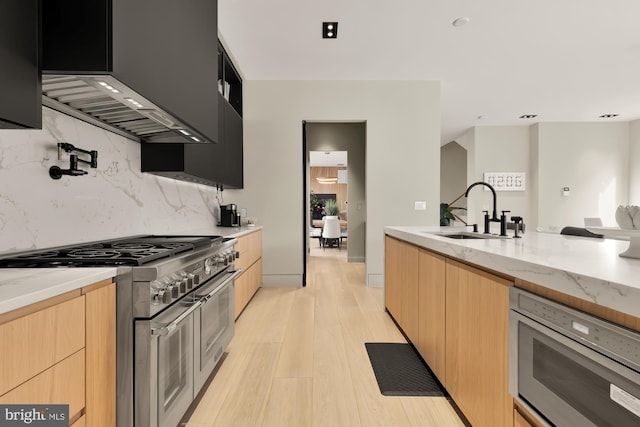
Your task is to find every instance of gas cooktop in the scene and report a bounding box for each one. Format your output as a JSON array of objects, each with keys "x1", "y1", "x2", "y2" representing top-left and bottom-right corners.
[{"x1": 0, "y1": 235, "x2": 224, "y2": 268}]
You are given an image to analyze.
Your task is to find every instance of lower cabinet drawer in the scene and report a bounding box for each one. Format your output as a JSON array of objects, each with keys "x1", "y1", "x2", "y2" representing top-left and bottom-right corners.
[
  {"x1": 234, "y1": 259, "x2": 262, "y2": 320},
  {"x1": 0, "y1": 295, "x2": 85, "y2": 395},
  {"x1": 0, "y1": 349, "x2": 86, "y2": 419}
]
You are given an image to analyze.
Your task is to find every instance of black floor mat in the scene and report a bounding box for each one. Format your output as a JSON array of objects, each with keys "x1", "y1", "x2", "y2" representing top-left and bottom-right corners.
[{"x1": 365, "y1": 342, "x2": 445, "y2": 396}]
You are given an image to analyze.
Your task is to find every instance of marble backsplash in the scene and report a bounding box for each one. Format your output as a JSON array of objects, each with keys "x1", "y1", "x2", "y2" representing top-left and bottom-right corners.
[{"x1": 0, "y1": 107, "x2": 219, "y2": 254}]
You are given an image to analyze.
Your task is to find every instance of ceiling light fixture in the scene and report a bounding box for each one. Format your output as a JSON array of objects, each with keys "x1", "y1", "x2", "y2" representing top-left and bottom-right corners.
[
  {"x1": 599, "y1": 114, "x2": 619, "y2": 118},
  {"x1": 316, "y1": 176, "x2": 338, "y2": 184},
  {"x1": 519, "y1": 114, "x2": 538, "y2": 119},
  {"x1": 323, "y1": 22, "x2": 338, "y2": 39},
  {"x1": 452, "y1": 17, "x2": 470, "y2": 27}
]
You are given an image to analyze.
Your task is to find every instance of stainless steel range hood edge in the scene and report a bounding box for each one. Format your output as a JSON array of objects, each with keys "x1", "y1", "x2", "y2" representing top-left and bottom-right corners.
[{"x1": 42, "y1": 74, "x2": 213, "y2": 144}]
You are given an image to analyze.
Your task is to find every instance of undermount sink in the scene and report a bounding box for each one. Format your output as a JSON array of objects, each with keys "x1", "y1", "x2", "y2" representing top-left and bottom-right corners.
[
  {"x1": 441, "y1": 233, "x2": 485, "y2": 239},
  {"x1": 424, "y1": 231, "x2": 509, "y2": 240}
]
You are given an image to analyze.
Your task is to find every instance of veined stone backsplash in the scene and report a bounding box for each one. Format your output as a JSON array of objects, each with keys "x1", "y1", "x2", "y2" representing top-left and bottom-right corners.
[{"x1": 0, "y1": 107, "x2": 219, "y2": 254}]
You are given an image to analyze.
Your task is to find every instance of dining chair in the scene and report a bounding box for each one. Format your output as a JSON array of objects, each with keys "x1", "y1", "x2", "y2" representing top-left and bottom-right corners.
[{"x1": 321, "y1": 217, "x2": 341, "y2": 249}]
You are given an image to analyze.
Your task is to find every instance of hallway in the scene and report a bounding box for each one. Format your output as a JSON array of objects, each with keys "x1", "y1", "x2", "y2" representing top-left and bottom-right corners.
[{"x1": 185, "y1": 249, "x2": 464, "y2": 426}]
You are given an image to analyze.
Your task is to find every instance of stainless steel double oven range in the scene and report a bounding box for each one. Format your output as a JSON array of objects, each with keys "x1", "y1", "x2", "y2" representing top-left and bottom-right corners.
[{"x1": 0, "y1": 235, "x2": 240, "y2": 427}]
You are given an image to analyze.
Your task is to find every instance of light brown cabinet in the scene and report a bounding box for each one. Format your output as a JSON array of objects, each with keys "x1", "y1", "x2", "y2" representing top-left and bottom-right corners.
[
  {"x1": 234, "y1": 229, "x2": 263, "y2": 319},
  {"x1": 0, "y1": 279, "x2": 115, "y2": 426},
  {"x1": 417, "y1": 249, "x2": 446, "y2": 383},
  {"x1": 384, "y1": 236, "x2": 419, "y2": 343},
  {"x1": 84, "y1": 281, "x2": 116, "y2": 426},
  {"x1": 385, "y1": 235, "x2": 514, "y2": 427},
  {"x1": 445, "y1": 259, "x2": 512, "y2": 427}
]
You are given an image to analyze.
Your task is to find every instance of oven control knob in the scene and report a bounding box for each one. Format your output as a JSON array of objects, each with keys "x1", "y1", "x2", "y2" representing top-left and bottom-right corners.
[
  {"x1": 162, "y1": 289, "x2": 172, "y2": 304},
  {"x1": 186, "y1": 273, "x2": 195, "y2": 290},
  {"x1": 235, "y1": 251, "x2": 240, "y2": 259},
  {"x1": 179, "y1": 278, "x2": 187, "y2": 293},
  {"x1": 228, "y1": 252, "x2": 234, "y2": 263},
  {"x1": 170, "y1": 284, "x2": 179, "y2": 298},
  {"x1": 152, "y1": 290, "x2": 164, "y2": 305},
  {"x1": 204, "y1": 258, "x2": 213, "y2": 274}
]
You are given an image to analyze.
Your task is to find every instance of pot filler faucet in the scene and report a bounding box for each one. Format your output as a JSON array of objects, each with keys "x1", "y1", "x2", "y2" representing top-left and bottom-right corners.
[{"x1": 464, "y1": 181, "x2": 509, "y2": 236}]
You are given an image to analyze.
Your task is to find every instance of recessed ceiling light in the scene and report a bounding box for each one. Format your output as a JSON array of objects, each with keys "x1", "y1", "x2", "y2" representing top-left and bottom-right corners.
[
  {"x1": 452, "y1": 17, "x2": 470, "y2": 27},
  {"x1": 477, "y1": 115, "x2": 488, "y2": 120},
  {"x1": 519, "y1": 114, "x2": 538, "y2": 119},
  {"x1": 599, "y1": 114, "x2": 619, "y2": 118},
  {"x1": 323, "y1": 22, "x2": 338, "y2": 39}
]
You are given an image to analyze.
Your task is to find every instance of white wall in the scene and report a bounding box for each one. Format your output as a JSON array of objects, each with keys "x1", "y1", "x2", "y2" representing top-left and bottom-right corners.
[
  {"x1": 470, "y1": 127, "x2": 531, "y2": 228},
  {"x1": 529, "y1": 125, "x2": 540, "y2": 228},
  {"x1": 0, "y1": 107, "x2": 219, "y2": 254},
  {"x1": 630, "y1": 119, "x2": 640, "y2": 204},
  {"x1": 453, "y1": 127, "x2": 530, "y2": 231},
  {"x1": 440, "y1": 141, "x2": 467, "y2": 212},
  {"x1": 454, "y1": 122, "x2": 631, "y2": 232},
  {"x1": 225, "y1": 80, "x2": 441, "y2": 287},
  {"x1": 534, "y1": 122, "x2": 629, "y2": 228}
]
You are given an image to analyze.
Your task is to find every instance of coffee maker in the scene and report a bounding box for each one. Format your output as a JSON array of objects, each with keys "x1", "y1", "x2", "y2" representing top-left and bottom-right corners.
[{"x1": 220, "y1": 204, "x2": 240, "y2": 227}]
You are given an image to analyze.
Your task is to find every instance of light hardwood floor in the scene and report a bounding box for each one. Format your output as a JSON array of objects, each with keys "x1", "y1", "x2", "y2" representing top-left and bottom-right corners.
[{"x1": 185, "y1": 245, "x2": 465, "y2": 427}]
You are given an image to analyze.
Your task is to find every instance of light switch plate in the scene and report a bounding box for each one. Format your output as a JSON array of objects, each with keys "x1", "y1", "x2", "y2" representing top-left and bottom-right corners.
[
  {"x1": 414, "y1": 201, "x2": 427, "y2": 211},
  {"x1": 240, "y1": 208, "x2": 247, "y2": 217}
]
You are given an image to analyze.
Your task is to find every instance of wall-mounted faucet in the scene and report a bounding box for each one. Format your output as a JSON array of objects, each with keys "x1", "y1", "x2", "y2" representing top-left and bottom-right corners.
[
  {"x1": 464, "y1": 181, "x2": 508, "y2": 236},
  {"x1": 49, "y1": 142, "x2": 98, "y2": 180}
]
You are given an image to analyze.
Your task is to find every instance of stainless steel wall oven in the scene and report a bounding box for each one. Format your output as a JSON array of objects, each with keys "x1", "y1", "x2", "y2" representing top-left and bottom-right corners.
[{"x1": 509, "y1": 287, "x2": 640, "y2": 427}]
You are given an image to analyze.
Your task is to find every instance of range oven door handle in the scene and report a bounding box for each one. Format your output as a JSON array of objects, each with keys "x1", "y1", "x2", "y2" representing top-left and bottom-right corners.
[
  {"x1": 151, "y1": 300, "x2": 203, "y2": 336},
  {"x1": 197, "y1": 269, "x2": 243, "y2": 302}
]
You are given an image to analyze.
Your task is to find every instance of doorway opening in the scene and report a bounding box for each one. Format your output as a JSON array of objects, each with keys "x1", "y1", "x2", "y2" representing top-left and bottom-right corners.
[
  {"x1": 309, "y1": 151, "x2": 348, "y2": 261},
  {"x1": 302, "y1": 121, "x2": 366, "y2": 286}
]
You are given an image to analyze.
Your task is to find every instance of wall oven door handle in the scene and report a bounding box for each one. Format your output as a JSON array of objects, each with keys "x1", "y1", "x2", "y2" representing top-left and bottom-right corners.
[
  {"x1": 198, "y1": 269, "x2": 243, "y2": 302},
  {"x1": 151, "y1": 300, "x2": 203, "y2": 336}
]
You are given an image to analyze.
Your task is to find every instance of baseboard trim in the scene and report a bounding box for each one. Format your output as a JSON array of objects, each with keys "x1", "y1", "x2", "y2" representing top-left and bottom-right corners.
[
  {"x1": 261, "y1": 274, "x2": 303, "y2": 288},
  {"x1": 367, "y1": 274, "x2": 384, "y2": 288}
]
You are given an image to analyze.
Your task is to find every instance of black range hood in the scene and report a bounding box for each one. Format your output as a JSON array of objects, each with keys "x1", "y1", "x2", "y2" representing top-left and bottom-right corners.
[
  {"x1": 141, "y1": 142, "x2": 220, "y2": 186},
  {"x1": 41, "y1": 0, "x2": 219, "y2": 144}
]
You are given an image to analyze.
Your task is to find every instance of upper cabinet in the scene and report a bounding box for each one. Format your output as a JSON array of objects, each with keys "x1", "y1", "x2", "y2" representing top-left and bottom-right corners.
[
  {"x1": 218, "y1": 45, "x2": 243, "y2": 117},
  {"x1": 41, "y1": 0, "x2": 219, "y2": 144},
  {"x1": 0, "y1": 0, "x2": 41, "y2": 129},
  {"x1": 215, "y1": 44, "x2": 244, "y2": 188},
  {"x1": 140, "y1": 42, "x2": 244, "y2": 188}
]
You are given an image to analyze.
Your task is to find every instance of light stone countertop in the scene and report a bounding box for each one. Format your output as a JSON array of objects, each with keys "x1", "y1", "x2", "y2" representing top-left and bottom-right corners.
[
  {"x1": 384, "y1": 226, "x2": 640, "y2": 318},
  {"x1": 0, "y1": 268, "x2": 117, "y2": 315},
  {"x1": 0, "y1": 227, "x2": 262, "y2": 316},
  {"x1": 171, "y1": 225, "x2": 263, "y2": 239}
]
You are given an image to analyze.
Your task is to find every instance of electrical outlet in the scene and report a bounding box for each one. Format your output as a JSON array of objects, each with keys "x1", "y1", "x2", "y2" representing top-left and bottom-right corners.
[
  {"x1": 240, "y1": 208, "x2": 247, "y2": 217},
  {"x1": 414, "y1": 201, "x2": 427, "y2": 211}
]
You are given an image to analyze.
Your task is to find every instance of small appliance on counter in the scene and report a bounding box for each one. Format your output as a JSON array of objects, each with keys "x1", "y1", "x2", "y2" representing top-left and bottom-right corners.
[{"x1": 220, "y1": 204, "x2": 240, "y2": 227}]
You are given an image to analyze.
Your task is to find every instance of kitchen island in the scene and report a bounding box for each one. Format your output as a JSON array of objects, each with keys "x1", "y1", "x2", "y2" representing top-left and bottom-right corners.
[
  {"x1": 384, "y1": 226, "x2": 640, "y2": 427},
  {"x1": 385, "y1": 226, "x2": 640, "y2": 318}
]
